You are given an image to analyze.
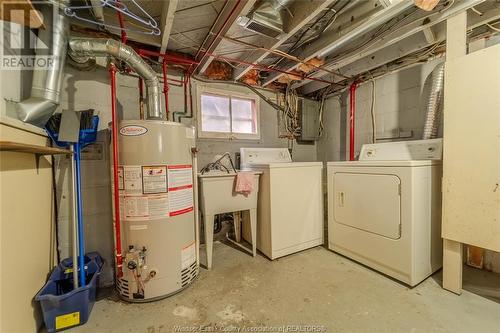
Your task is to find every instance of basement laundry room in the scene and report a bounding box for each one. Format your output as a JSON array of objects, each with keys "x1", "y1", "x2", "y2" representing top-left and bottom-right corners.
[{"x1": 1, "y1": 0, "x2": 500, "y2": 332}]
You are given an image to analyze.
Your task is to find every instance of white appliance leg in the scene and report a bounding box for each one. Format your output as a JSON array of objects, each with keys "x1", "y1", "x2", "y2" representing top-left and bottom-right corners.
[
  {"x1": 249, "y1": 208, "x2": 257, "y2": 257},
  {"x1": 233, "y1": 212, "x2": 241, "y2": 242},
  {"x1": 204, "y1": 214, "x2": 215, "y2": 269}
]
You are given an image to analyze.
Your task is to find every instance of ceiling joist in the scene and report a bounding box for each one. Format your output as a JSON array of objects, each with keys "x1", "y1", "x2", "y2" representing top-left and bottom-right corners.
[
  {"x1": 233, "y1": 0, "x2": 336, "y2": 81},
  {"x1": 261, "y1": 0, "x2": 415, "y2": 87},
  {"x1": 297, "y1": 0, "x2": 489, "y2": 94},
  {"x1": 195, "y1": 0, "x2": 257, "y2": 74},
  {"x1": 158, "y1": 0, "x2": 179, "y2": 59}
]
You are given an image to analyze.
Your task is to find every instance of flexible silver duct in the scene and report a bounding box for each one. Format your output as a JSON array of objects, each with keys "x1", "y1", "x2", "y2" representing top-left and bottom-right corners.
[
  {"x1": 16, "y1": 1, "x2": 69, "y2": 127},
  {"x1": 68, "y1": 38, "x2": 163, "y2": 120},
  {"x1": 422, "y1": 62, "x2": 444, "y2": 140}
]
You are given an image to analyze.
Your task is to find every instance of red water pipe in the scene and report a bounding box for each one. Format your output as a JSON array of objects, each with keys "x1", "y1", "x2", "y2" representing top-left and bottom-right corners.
[
  {"x1": 138, "y1": 48, "x2": 335, "y2": 85},
  {"x1": 116, "y1": 1, "x2": 127, "y2": 44},
  {"x1": 349, "y1": 81, "x2": 359, "y2": 161},
  {"x1": 162, "y1": 60, "x2": 169, "y2": 119},
  {"x1": 109, "y1": 64, "x2": 123, "y2": 278}
]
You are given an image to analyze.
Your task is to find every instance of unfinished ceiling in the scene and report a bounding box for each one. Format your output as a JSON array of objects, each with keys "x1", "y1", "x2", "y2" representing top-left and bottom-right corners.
[{"x1": 67, "y1": 0, "x2": 500, "y2": 95}]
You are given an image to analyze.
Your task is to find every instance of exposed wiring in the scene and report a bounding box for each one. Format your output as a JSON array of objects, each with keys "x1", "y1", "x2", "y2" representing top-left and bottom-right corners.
[
  {"x1": 321, "y1": 40, "x2": 446, "y2": 98},
  {"x1": 369, "y1": 73, "x2": 377, "y2": 143},
  {"x1": 487, "y1": 23, "x2": 500, "y2": 33},
  {"x1": 200, "y1": 152, "x2": 237, "y2": 174},
  {"x1": 317, "y1": 84, "x2": 335, "y2": 137},
  {"x1": 471, "y1": 6, "x2": 483, "y2": 16},
  {"x1": 439, "y1": 0, "x2": 456, "y2": 13},
  {"x1": 279, "y1": 83, "x2": 300, "y2": 138},
  {"x1": 192, "y1": 75, "x2": 286, "y2": 113},
  {"x1": 220, "y1": 35, "x2": 350, "y2": 79}
]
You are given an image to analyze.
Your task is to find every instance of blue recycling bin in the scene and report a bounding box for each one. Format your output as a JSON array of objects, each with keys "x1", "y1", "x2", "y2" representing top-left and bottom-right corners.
[{"x1": 35, "y1": 252, "x2": 103, "y2": 332}]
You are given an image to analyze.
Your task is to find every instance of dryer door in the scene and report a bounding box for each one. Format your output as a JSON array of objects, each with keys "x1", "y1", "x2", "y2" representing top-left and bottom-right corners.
[{"x1": 333, "y1": 172, "x2": 401, "y2": 239}]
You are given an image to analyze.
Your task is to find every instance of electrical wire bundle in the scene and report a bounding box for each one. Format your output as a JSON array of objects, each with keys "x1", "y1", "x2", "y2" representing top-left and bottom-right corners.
[
  {"x1": 317, "y1": 84, "x2": 336, "y2": 138},
  {"x1": 279, "y1": 83, "x2": 301, "y2": 139},
  {"x1": 200, "y1": 152, "x2": 237, "y2": 174}
]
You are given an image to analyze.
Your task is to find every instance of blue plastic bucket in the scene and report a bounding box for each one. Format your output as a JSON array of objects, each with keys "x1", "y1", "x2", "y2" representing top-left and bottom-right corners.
[{"x1": 35, "y1": 252, "x2": 103, "y2": 332}]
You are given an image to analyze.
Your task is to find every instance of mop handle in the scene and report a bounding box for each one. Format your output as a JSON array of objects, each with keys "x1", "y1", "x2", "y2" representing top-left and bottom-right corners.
[
  {"x1": 74, "y1": 142, "x2": 86, "y2": 287},
  {"x1": 70, "y1": 144, "x2": 79, "y2": 289}
]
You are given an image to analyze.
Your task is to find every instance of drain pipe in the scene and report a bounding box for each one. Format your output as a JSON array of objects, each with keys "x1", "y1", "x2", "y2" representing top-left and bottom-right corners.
[
  {"x1": 68, "y1": 38, "x2": 163, "y2": 119},
  {"x1": 422, "y1": 63, "x2": 445, "y2": 140},
  {"x1": 349, "y1": 81, "x2": 359, "y2": 161},
  {"x1": 16, "y1": 1, "x2": 69, "y2": 127}
]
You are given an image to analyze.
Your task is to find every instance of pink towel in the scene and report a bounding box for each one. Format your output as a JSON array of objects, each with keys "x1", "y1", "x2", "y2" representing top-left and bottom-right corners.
[{"x1": 234, "y1": 171, "x2": 254, "y2": 195}]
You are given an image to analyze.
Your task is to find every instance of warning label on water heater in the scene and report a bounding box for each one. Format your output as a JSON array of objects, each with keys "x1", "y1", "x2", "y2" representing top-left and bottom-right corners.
[
  {"x1": 142, "y1": 165, "x2": 167, "y2": 194},
  {"x1": 167, "y1": 165, "x2": 193, "y2": 216},
  {"x1": 123, "y1": 166, "x2": 142, "y2": 195},
  {"x1": 121, "y1": 194, "x2": 169, "y2": 221}
]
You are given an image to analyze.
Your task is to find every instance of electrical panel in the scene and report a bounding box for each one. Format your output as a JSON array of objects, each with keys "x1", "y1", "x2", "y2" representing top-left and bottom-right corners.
[{"x1": 298, "y1": 98, "x2": 320, "y2": 142}]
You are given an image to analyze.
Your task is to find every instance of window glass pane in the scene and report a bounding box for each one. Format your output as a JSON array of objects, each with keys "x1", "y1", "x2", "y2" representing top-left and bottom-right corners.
[
  {"x1": 232, "y1": 120, "x2": 254, "y2": 134},
  {"x1": 231, "y1": 98, "x2": 256, "y2": 134},
  {"x1": 201, "y1": 94, "x2": 230, "y2": 133}
]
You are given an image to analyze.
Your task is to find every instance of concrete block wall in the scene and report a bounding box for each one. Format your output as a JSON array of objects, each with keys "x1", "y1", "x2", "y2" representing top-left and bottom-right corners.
[{"x1": 317, "y1": 58, "x2": 443, "y2": 162}]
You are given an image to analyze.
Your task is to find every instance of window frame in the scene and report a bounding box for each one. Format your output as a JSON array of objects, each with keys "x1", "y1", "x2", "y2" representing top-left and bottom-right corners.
[{"x1": 197, "y1": 86, "x2": 260, "y2": 140}]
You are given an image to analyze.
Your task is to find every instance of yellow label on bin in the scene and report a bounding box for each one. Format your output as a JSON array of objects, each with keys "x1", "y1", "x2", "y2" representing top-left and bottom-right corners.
[{"x1": 55, "y1": 311, "x2": 80, "y2": 330}]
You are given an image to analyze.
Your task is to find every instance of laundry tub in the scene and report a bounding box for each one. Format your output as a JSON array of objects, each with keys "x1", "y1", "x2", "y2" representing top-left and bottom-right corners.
[{"x1": 198, "y1": 172, "x2": 261, "y2": 269}]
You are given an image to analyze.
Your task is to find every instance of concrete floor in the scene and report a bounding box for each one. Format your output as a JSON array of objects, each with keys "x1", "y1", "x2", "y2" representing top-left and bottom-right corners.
[{"x1": 76, "y1": 243, "x2": 500, "y2": 333}]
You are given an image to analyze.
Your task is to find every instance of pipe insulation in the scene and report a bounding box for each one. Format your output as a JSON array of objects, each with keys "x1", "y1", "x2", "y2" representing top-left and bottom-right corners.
[
  {"x1": 16, "y1": 1, "x2": 69, "y2": 127},
  {"x1": 68, "y1": 38, "x2": 163, "y2": 119},
  {"x1": 422, "y1": 62, "x2": 444, "y2": 140}
]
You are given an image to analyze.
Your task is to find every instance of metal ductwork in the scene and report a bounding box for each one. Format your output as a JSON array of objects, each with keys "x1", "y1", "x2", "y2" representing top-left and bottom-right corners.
[
  {"x1": 316, "y1": 1, "x2": 415, "y2": 58},
  {"x1": 237, "y1": 0, "x2": 293, "y2": 38},
  {"x1": 16, "y1": 1, "x2": 69, "y2": 127},
  {"x1": 68, "y1": 38, "x2": 163, "y2": 120},
  {"x1": 422, "y1": 62, "x2": 444, "y2": 140}
]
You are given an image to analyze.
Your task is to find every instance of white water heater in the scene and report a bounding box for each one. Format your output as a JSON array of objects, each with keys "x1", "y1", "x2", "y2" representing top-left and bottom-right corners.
[{"x1": 112, "y1": 120, "x2": 198, "y2": 301}]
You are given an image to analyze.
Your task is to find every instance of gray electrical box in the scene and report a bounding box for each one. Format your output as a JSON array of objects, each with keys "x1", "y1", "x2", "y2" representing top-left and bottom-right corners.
[{"x1": 299, "y1": 98, "x2": 320, "y2": 142}]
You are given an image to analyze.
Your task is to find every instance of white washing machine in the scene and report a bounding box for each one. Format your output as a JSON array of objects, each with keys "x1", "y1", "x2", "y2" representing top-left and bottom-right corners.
[
  {"x1": 240, "y1": 148, "x2": 323, "y2": 259},
  {"x1": 328, "y1": 139, "x2": 443, "y2": 286}
]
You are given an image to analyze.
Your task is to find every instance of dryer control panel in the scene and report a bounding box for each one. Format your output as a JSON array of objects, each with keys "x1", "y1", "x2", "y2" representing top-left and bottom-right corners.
[{"x1": 359, "y1": 139, "x2": 443, "y2": 161}]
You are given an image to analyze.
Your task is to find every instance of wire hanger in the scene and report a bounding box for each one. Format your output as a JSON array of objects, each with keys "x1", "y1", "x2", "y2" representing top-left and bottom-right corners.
[{"x1": 64, "y1": 0, "x2": 161, "y2": 35}]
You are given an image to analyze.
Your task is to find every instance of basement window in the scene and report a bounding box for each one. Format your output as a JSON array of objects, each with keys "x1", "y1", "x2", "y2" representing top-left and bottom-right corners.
[{"x1": 198, "y1": 89, "x2": 260, "y2": 140}]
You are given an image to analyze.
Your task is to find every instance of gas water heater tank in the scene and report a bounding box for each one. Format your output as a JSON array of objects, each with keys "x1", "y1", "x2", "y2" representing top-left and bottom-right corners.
[{"x1": 112, "y1": 120, "x2": 198, "y2": 302}]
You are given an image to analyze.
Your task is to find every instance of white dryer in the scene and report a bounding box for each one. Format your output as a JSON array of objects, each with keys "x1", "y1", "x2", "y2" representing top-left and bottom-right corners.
[
  {"x1": 328, "y1": 139, "x2": 443, "y2": 286},
  {"x1": 241, "y1": 148, "x2": 323, "y2": 259}
]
